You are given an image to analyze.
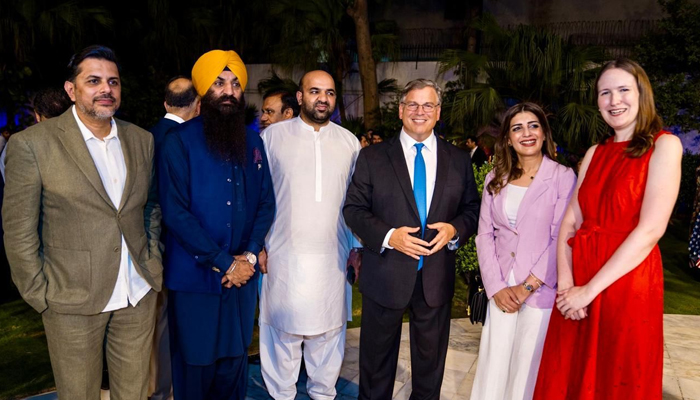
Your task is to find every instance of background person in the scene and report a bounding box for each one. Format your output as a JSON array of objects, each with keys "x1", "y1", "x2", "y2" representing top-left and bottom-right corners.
[
  {"x1": 471, "y1": 102, "x2": 576, "y2": 400},
  {"x1": 259, "y1": 89, "x2": 299, "y2": 130},
  {"x1": 533, "y1": 58, "x2": 683, "y2": 400}
]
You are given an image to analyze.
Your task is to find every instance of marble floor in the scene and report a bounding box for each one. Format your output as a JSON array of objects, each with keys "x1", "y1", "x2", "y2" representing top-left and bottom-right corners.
[{"x1": 24, "y1": 315, "x2": 700, "y2": 400}]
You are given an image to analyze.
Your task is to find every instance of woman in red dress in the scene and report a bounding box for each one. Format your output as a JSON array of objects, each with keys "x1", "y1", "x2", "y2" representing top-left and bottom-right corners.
[{"x1": 532, "y1": 58, "x2": 683, "y2": 400}]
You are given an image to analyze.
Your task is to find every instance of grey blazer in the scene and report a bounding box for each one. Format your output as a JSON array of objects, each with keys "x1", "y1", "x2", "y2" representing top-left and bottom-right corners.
[{"x1": 3, "y1": 109, "x2": 162, "y2": 314}]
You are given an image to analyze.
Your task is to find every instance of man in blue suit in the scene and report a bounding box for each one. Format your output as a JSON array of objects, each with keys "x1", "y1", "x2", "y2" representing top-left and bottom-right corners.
[
  {"x1": 158, "y1": 50, "x2": 275, "y2": 400},
  {"x1": 150, "y1": 76, "x2": 200, "y2": 152},
  {"x1": 148, "y1": 76, "x2": 199, "y2": 400}
]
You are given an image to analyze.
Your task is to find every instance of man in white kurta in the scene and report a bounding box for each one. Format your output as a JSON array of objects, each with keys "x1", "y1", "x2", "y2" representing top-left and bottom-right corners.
[{"x1": 259, "y1": 70, "x2": 361, "y2": 400}]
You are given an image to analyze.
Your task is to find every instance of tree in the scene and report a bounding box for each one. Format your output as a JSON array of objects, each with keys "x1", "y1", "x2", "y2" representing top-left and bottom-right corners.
[
  {"x1": 267, "y1": 0, "x2": 354, "y2": 122},
  {"x1": 347, "y1": 0, "x2": 380, "y2": 129},
  {"x1": 438, "y1": 15, "x2": 609, "y2": 153},
  {"x1": 636, "y1": 0, "x2": 700, "y2": 132}
]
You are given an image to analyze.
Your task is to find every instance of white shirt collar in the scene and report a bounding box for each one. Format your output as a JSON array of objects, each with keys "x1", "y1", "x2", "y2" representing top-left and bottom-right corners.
[
  {"x1": 164, "y1": 113, "x2": 185, "y2": 124},
  {"x1": 72, "y1": 105, "x2": 118, "y2": 142},
  {"x1": 295, "y1": 115, "x2": 332, "y2": 133},
  {"x1": 399, "y1": 128, "x2": 436, "y2": 154}
]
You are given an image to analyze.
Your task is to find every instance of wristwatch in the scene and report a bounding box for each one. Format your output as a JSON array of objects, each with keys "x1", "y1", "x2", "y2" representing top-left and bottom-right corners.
[
  {"x1": 243, "y1": 251, "x2": 257, "y2": 265},
  {"x1": 522, "y1": 281, "x2": 536, "y2": 293}
]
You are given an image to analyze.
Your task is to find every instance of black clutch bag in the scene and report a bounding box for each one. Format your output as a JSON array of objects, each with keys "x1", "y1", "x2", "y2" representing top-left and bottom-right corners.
[{"x1": 468, "y1": 272, "x2": 488, "y2": 325}]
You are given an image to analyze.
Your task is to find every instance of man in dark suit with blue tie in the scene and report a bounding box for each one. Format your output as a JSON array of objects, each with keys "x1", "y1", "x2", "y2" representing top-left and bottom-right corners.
[{"x1": 344, "y1": 79, "x2": 480, "y2": 400}]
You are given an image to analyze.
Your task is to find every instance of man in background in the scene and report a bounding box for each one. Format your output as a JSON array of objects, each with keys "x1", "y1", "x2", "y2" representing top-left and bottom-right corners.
[
  {"x1": 259, "y1": 89, "x2": 299, "y2": 131},
  {"x1": 147, "y1": 75, "x2": 199, "y2": 400},
  {"x1": 465, "y1": 135, "x2": 488, "y2": 167},
  {"x1": 150, "y1": 76, "x2": 200, "y2": 152}
]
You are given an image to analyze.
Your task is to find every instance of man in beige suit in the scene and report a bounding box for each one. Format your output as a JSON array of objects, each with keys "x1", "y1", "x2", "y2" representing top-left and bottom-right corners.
[{"x1": 3, "y1": 45, "x2": 162, "y2": 400}]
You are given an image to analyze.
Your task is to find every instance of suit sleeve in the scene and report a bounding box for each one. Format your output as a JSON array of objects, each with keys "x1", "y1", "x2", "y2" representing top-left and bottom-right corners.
[
  {"x1": 529, "y1": 167, "x2": 577, "y2": 287},
  {"x1": 475, "y1": 172, "x2": 508, "y2": 299},
  {"x1": 158, "y1": 133, "x2": 233, "y2": 274},
  {"x1": 2, "y1": 137, "x2": 47, "y2": 312},
  {"x1": 244, "y1": 145, "x2": 275, "y2": 257},
  {"x1": 448, "y1": 153, "x2": 480, "y2": 247},
  {"x1": 343, "y1": 149, "x2": 394, "y2": 253},
  {"x1": 144, "y1": 135, "x2": 163, "y2": 260}
]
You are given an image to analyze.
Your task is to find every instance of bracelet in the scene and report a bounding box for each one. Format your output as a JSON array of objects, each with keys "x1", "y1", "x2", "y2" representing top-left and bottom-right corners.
[
  {"x1": 529, "y1": 272, "x2": 544, "y2": 289},
  {"x1": 227, "y1": 260, "x2": 238, "y2": 275}
]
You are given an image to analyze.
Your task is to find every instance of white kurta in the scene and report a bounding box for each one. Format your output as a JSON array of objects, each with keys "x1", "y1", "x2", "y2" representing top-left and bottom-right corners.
[{"x1": 260, "y1": 117, "x2": 361, "y2": 336}]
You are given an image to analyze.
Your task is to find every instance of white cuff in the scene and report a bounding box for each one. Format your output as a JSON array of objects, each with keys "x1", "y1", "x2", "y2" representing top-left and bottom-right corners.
[
  {"x1": 381, "y1": 228, "x2": 396, "y2": 253},
  {"x1": 447, "y1": 235, "x2": 460, "y2": 251}
]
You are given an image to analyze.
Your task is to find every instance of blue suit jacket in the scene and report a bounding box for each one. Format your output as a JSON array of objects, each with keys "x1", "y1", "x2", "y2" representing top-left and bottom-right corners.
[
  {"x1": 150, "y1": 117, "x2": 180, "y2": 154},
  {"x1": 158, "y1": 117, "x2": 275, "y2": 294}
]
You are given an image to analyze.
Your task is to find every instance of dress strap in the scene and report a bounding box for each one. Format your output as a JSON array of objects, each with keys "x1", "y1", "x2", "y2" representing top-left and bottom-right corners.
[{"x1": 653, "y1": 130, "x2": 670, "y2": 142}]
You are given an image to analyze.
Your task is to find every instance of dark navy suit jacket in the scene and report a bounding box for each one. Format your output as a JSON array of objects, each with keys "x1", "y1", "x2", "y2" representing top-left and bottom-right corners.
[
  {"x1": 150, "y1": 117, "x2": 180, "y2": 154},
  {"x1": 158, "y1": 117, "x2": 275, "y2": 293},
  {"x1": 158, "y1": 117, "x2": 275, "y2": 362}
]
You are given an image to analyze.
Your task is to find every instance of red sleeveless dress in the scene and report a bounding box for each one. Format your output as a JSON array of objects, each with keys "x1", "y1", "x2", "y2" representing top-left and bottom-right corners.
[{"x1": 532, "y1": 133, "x2": 666, "y2": 400}]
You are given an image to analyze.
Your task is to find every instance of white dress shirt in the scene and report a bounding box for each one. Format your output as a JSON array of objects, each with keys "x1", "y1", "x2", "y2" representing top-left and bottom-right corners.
[
  {"x1": 163, "y1": 113, "x2": 185, "y2": 124},
  {"x1": 72, "y1": 106, "x2": 151, "y2": 312},
  {"x1": 382, "y1": 130, "x2": 436, "y2": 248},
  {"x1": 382, "y1": 130, "x2": 458, "y2": 250},
  {"x1": 260, "y1": 117, "x2": 361, "y2": 335}
]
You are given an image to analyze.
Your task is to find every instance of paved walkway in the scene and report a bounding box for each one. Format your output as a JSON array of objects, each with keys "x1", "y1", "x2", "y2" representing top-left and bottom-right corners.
[{"x1": 25, "y1": 315, "x2": 700, "y2": 400}]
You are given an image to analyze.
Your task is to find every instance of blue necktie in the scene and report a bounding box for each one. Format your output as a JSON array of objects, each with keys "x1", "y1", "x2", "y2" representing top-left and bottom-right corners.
[{"x1": 414, "y1": 143, "x2": 426, "y2": 270}]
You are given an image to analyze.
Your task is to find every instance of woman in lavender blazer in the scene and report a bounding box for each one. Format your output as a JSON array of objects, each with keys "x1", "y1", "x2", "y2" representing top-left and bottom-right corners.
[{"x1": 470, "y1": 102, "x2": 577, "y2": 400}]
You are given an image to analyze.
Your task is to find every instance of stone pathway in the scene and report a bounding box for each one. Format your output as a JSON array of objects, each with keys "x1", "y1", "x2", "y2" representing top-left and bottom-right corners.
[{"x1": 24, "y1": 315, "x2": 700, "y2": 400}]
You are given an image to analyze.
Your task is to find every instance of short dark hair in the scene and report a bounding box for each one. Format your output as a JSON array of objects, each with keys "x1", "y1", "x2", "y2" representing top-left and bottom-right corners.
[
  {"x1": 164, "y1": 76, "x2": 198, "y2": 108},
  {"x1": 66, "y1": 45, "x2": 120, "y2": 82},
  {"x1": 32, "y1": 87, "x2": 73, "y2": 119},
  {"x1": 371, "y1": 131, "x2": 384, "y2": 139},
  {"x1": 264, "y1": 89, "x2": 300, "y2": 117},
  {"x1": 465, "y1": 135, "x2": 477, "y2": 143}
]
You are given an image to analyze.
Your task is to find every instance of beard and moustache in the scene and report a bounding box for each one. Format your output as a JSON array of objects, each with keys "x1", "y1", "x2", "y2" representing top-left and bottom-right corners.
[
  {"x1": 301, "y1": 97, "x2": 334, "y2": 125},
  {"x1": 200, "y1": 91, "x2": 247, "y2": 163}
]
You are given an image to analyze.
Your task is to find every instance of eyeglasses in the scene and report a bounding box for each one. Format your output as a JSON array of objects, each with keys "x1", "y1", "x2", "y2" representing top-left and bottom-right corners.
[{"x1": 401, "y1": 102, "x2": 440, "y2": 113}]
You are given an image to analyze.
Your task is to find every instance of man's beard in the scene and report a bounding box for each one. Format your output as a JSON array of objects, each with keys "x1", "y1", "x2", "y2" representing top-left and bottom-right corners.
[
  {"x1": 78, "y1": 94, "x2": 118, "y2": 120},
  {"x1": 301, "y1": 99, "x2": 334, "y2": 125},
  {"x1": 200, "y1": 92, "x2": 247, "y2": 163}
]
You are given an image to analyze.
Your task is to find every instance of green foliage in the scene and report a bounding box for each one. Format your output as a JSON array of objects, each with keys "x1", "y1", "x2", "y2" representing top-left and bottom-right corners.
[
  {"x1": 438, "y1": 14, "x2": 609, "y2": 154},
  {"x1": 341, "y1": 115, "x2": 365, "y2": 136},
  {"x1": 456, "y1": 161, "x2": 494, "y2": 274},
  {"x1": 635, "y1": 0, "x2": 700, "y2": 131},
  {"x1": 257, "y1": 70, "x2": 299, "y2": 98}
]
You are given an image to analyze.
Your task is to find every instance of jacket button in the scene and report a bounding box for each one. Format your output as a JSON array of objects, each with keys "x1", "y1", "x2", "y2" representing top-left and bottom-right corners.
[
  {"x1": 113, "y1": 247, "x2": 119, "y2": 253},
  {"x1": 226, "y1": 201, "x2": 231, "y2": 206},
  {"x1": 510, "y1": 252, "x2": 515, "y2": 257}
]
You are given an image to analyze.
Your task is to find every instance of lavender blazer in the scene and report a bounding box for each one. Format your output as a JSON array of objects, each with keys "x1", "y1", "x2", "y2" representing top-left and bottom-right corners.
[{"x1": 476, "y1": 156, "x2": 576, "y2": 309}]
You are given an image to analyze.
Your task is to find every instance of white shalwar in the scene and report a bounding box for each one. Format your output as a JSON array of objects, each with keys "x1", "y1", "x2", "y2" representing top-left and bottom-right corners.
[{"x1": 260, "y1": 117, "x2": 361, "y2": 400}]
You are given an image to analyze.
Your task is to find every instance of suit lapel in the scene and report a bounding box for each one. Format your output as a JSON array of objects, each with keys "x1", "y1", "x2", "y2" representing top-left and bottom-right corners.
[
  {"x1": 514, "y1": 157, "x2": 554, "y2": 229},
  {"x1": 427, "y1": 138, "x2": 450, "y2": 220},
  {"x1": 387, "y1": 137, "x2": 420, "y2": 220},
  {"x1": 117, "y1": 121, "x2": 137, "y2": 211},
  {"x1": 56, "y1": 111, "x2": 115, "y2": 210}
]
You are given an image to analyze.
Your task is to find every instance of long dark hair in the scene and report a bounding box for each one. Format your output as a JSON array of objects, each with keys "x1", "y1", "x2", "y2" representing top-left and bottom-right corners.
[
  {"x1": 486, "y1": 102, "x2": 556, "y2": 195},
  {"x1": 595, "y1": 58, "x2": 663, "y2": 157}
]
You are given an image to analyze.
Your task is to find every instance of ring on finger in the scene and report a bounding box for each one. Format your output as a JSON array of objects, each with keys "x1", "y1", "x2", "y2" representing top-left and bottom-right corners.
[{"x1": 501, "y1": 308, "x2": 507, "y2": 313}]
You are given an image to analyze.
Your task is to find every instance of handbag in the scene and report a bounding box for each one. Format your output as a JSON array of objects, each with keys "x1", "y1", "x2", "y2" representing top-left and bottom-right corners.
[{"x1": 468, "y1": 273, "x2": 488, "y2": 325}]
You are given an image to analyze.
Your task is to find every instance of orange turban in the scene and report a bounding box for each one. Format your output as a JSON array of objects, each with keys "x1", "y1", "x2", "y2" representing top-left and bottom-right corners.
[{"x1": 191, "y1": 50, "x2": 248, "y2": 96}]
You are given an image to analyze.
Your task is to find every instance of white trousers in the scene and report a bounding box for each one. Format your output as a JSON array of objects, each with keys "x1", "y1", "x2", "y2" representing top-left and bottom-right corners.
[
  {"x1": 470, "y1": 272, "x2": 552, "y2": 400},
  {"x1": 260, "y1": 322, "x2": 346, "y2": 400}
]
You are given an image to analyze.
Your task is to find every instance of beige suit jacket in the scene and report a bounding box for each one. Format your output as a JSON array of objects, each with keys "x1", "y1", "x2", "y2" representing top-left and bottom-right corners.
[{"x1": 3, "y1": 109, "x2": 162, "y2": 315}]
